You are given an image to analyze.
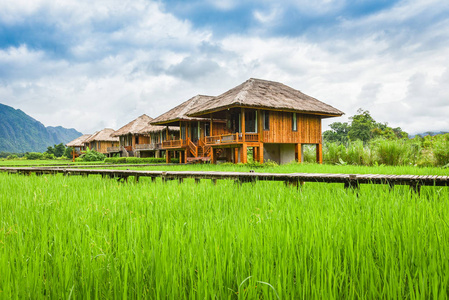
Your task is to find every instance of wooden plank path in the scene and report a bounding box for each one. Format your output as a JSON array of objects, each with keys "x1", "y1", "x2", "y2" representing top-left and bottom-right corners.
[{"x1": 1, "y1": 166, "x2": 448, "y2": 192}]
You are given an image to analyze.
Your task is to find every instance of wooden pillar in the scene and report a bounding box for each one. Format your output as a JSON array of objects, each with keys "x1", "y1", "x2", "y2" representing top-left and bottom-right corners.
[
  {"x1": 234, "y1": 148, "x2": 239, "y2": 163},
  {"x1": 166, "y1": 150, "x2": 171, "y2": 163},
  {"x1": 316, "y1": 143, "x2": 323, "y2": 164},
  {"x1": 257, "y1": 109, "x2": 263, "y2": 142},
  {"x1": 184, "y1": 150, "x2": 188, "y2": 164},
  {"x1": 211, "y1": 148, "x2": 215, "y2": 164},
  {"x1": 241, "y1": 143, "x2": 247, "y2": 164},
  {"x1": 296, "y1": 143, "x2": 302, "y2": 163},
  {"x1": 210, "y1": 114, "x2": 213, "y2": 136},
  {"x1": 166, "y1": 126, "x2": 169, "y2": 141},
  {"x1": 259, "y1": 143, "x2": 264, "y2": 163},
  {"x1": 241, "y1": 108, "x2": 246, "y2": 142}
]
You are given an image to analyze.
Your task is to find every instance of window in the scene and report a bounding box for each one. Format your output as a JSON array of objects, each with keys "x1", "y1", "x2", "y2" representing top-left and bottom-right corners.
[
  {"x1": 245, "y1": 110, "x2": 256, "y2": 133},
  {"x1": 292, "y1": 113, "x2": 297, "y2": 131},
  {"x1": 263, "y1": 111, "x2": 269, "y2": 130}
]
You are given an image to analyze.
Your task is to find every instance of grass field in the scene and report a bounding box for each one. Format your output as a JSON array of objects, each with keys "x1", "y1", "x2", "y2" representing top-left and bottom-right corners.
[{"x1": 1, "y1": 164, "x2": 449, "y2": 298}]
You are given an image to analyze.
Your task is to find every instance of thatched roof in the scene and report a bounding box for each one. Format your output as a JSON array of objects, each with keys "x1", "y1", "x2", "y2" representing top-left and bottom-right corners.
[
  {"x1": 66, "y1": 134, "x2": 92, "y2": 147},
  {"x1": 112, "y1": 114, "x2": 153, "y2": 137},
  {"x1": 138, "y1": 124, "x2": 179, "y2": 135},
  {"x1": 85, "y1": 128, "x2": 119, "y2": 143},
  {"x1": 188, "y1": 78, "x2": 344, "y2": 117},
  {"x1": 151, "y1": 95, "x2": 214, "y2": 125}
]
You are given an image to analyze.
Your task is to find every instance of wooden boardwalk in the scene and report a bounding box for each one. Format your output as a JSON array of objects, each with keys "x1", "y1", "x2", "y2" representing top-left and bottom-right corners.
[{"x1": 1, "y1": 166, "x2": 448, "y2": 192}]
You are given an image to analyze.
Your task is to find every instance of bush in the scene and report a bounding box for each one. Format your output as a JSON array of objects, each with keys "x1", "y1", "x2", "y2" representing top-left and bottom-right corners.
[
  {"x1": 25, "y1": 152, "x2": 44, "y2": 160},
  {"x1": 6, "y1": 155, "x2": 18, "y2": 160},
  {"x1": 79, "y1": 150, "x2": 106, "y2": 162},
  {"x1": 43, "y1": 153, "x2": 56, "y2": 160},
  {"x1": 433, "y1": 136, "x2": 449, "y2": 166}
]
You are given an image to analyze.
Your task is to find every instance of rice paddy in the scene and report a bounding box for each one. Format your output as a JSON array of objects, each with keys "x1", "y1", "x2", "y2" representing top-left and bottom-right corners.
[{"x1": 1, "y1": 164, "x2": 449, "y2": 298}]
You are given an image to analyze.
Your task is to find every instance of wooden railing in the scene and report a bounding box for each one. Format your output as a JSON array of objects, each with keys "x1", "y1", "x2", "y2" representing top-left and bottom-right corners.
[
  {"x1": 107, "y1": 146, "x2": 121, "y2": 153},
  {"x1": 162, "y1": 139, "x2": 185, "y2": 148},
  {"x1": 188, "y1": 139, "x2": 198, "y2": 157},
  {"x1": 205, "y1": 133, "x2": 260, "y2": 145},
  {"x1": 134, "y1": 143, "x2": 161, "y2": 150}
]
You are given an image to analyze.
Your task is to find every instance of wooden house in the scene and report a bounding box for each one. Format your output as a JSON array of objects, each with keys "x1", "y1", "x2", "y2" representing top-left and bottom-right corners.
[
  {"x1": 65, "y1": 134, "x2": 92, "y2": 157},
  {"x1": 187, "y1": 78, "x2": 344, "y2": 164},
  {"x1": 111, "y1": 114, "x2": 178, "y2": 158},
  {"x1": 151, "y1": 95, "x2": 227, "y2": 163},
  {"x1": 84, "y1": 128, "x2": 119, "y2": 155}
]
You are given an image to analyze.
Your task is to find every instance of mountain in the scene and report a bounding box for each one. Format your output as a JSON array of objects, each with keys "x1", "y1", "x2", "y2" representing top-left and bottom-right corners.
[{"x1": 0, "y1": 103, "x2": 83, "y2": 153}]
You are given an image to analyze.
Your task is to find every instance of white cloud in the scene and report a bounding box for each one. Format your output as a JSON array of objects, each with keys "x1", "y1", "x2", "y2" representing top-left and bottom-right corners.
[{"x1": 0, "y1": 0, "x2": 448, "y2": 136}]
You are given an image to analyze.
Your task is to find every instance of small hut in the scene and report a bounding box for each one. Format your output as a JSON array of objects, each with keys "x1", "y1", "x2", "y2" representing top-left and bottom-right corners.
[
  {"x1": 84, "y1": 128, "x2": 119, "y2": 155},
  {"x1": 65, "y1": 134, "x2": 92, "y2": 157}
]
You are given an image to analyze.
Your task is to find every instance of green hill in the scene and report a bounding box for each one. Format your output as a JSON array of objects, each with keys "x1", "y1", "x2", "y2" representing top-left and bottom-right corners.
[{"x1": 0, "y1": 103, "x2": 83, "y2": 153}]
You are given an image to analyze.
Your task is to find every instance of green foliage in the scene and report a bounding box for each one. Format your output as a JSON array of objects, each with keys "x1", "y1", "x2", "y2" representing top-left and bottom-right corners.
[
  {"x1": 323, "y1": 109, "x2": 408, "y2": 144},
  {"x1": 323, "y1": 122, "x2": 350, "y2": 144},
  {"x1": 79, "y1": 149, "x2": 106, "y2": 162},
  {"x1": 6, "y1": 154, "x2": 18, "y2": 160},
  {"x1": 64, "y1": 147, "x2": 73, "y2": 158},
  {"x1": 432, "y1": 134, "x2": 449, "y2": 166},
  {"x1": 25, "y1": 152, "x2": 44, "y2": 160}
]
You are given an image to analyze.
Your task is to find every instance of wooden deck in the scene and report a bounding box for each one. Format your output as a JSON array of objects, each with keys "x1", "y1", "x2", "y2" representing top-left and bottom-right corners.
[{"x1": 1, "y1": 166, "x2": 448, "y2": 192}]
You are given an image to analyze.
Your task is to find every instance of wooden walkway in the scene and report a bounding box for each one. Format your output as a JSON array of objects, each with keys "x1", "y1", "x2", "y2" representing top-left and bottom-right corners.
[{"x1": 1, "y1": 166, "x2": 448, "y2": 192}]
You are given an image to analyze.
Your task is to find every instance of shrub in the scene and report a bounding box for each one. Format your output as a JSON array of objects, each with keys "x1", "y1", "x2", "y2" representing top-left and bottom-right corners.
[
  {"x1": 6, "y1": 155, "x2": 18, "y2": 160},
  {"x1": 433, "y1": 136, "x2": 449, "y2": 166},
  {"x1": 79, "y1": 150, "x2": 106, "y2": 162},
  {"x1": 43, "y1": 153, "x2": 56, "y2": 160},
  {"x1": 25, "y1": 152, "x2": 44, "y2": 160}
]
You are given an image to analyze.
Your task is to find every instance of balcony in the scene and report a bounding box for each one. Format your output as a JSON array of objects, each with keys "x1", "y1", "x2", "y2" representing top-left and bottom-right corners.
[
  {"x1": 162, "y1": 139, "x2": 187, "y2": 149},
  {"x1": 204, "y1": 133, "x2": 260, "y2": 145},
  {"x1": 134, "y1": 143, "x2": 161, "y2": 151},
  {"x1": 107, "y1": 146, "x2": 121, "y2": 153}
]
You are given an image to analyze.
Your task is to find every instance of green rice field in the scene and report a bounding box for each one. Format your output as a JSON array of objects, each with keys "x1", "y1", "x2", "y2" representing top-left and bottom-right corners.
[{"x1": 1, "y1": 164, "x2": 449, "y2": 298}]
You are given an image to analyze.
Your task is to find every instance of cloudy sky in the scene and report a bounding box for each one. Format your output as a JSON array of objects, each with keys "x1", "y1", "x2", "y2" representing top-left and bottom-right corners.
[{"x1": 1, "y1": 0, "x2": 448, "y2": 134}]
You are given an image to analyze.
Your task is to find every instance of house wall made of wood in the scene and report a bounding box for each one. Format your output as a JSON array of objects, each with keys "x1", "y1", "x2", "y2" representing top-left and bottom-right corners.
[
  {"x1": 90, "y1": 141, "x2": 119, "y2": 154},
  {"x1": 261, "y1": 111, "x2": 322, "y2": 144}
]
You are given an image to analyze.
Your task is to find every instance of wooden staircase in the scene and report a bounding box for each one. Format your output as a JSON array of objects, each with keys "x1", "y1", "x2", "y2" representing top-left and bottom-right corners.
[{"x1": 186, "y1": 138, "x2": 212, "y2": 163}]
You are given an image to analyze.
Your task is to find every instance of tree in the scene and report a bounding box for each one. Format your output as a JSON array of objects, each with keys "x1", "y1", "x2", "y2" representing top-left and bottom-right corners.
[
  {"x1": 347, "y1": 109, "x2": 377, "y2": 143},
  {"x1": 54, "y1": 143, "x2": 65, "y2": 157},
  {"x1": 323, "y1": 122, "x2": 350, "y2": 144},
  {"x1": 64, "y1": 147, "x2": 73, "y2": 158}
]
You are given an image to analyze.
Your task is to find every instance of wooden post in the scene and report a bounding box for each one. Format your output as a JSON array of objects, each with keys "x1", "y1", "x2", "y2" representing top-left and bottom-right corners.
[
  {"x1": 257, "y1": 109, "x2": 263, "y2": 143},
  {"x1": 210, "y1": 114, "x2": 213, "y2": 136},
  {"x1": 166, "y1": 126, "x2": 169, "y2": 141},
  {"x1": 241, "y1": 143, "x2": 247, "y2": 164},
  {"x1": 211, "y1": 148, "x2": 215, "y2": 164},
  {"x1": 259, "y1": 144, "x2": 264, "y2": 163},
  {"x1": 296, "y1": 143, "x2": 302, "y2": 163},
  {"x1": 72, "y1": 149, "x2": 76, "y2": 162},
  {"x1": 234, "y1": 148, "x2": 239, "y2": 163},
  {"x1": 166, "y1": 150, "x2": 171, "y2": 163},
  {"x1": 316, "y1": 143, "x2": 323, "y2": 164},
  {"x1": 241, "y1": 108, "x2": 246, "y2": 142}
]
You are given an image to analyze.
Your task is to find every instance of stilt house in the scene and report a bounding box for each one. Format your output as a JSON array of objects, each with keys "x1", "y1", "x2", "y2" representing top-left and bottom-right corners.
[
  {"x1": 65, "y1": 134, "x2": 92, "y2": 157},
  {"x1": 111, "y1": 114, "x2": 178, "y2": 158},
  {"x1": 84, "y1": 128, "x2": 119, "y2": 155},
  {"x1": 187, "y1": 78, "x2": 344, "y2": 164},
  {"x1": 151, "y1": 95, "x2": 227, "y2": 163}
]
